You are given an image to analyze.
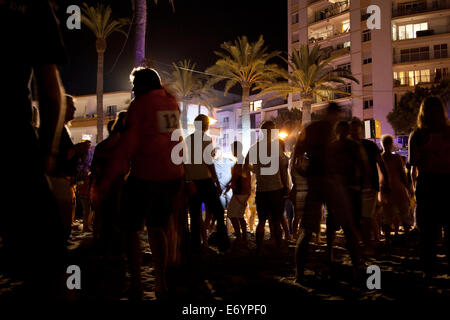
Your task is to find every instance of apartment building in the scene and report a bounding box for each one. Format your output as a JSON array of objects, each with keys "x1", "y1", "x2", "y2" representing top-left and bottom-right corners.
[
  {"x1": 288, "y1": 0, "x2": 450, "y2": 136},
  {"x1": 68, "y1": 90, "x2": 240, "y2": 145},
  {"x1": 215, "y1": 94, "x2": 289, "y2": 153}
]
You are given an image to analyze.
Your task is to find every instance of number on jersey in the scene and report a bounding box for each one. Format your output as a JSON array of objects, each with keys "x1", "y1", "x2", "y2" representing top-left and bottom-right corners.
[{"x1": 157, "y1": 110, "x2": 179, "y2": 133}]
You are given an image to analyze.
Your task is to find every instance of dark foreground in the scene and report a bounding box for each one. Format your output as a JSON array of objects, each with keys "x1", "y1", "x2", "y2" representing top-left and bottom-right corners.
[{"x1": 1, "y1": 220, "x2": 449, "y2": 303}]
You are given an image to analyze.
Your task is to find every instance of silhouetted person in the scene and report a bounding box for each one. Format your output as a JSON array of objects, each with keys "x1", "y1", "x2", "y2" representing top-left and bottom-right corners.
[
  {"x1": 350, "y1": 118, "x2": 390, "y2": 252},
  {"x1": 409, "y1": 96, "x2": 450, "y2": 278},
  {"x1": 227, "y1": 141, "x2": 251, "y2": 245},
  {"x1": 290, "y1": 127, "x2": 309, "y2": 239},
  {"x1": 245, "y1": 121, "x2": 289, "y2": 254},
  {"x1": 49, "y1": 95, "x2": 91, "y2": 244},
  {"x1": 326, "y1": 120, "x2": 363, "y2": 262},
  {"x1": 1, "y1": 0, "x2": 67, "y2": 299},
  {"x1": 294, "y1": 104, "x2": 360, "y2": 283},
  {"x1": 185, "y1": 114, "x2": 230, "y2": 252},
  {"x1": 99, "y1": 67, "x2": 184, "y2": 299},
  {"x1": 380, "y1": 134, "x2": 412, "y2": 247},
  {"x1": 91, "y1": 111, "x2": 127, "y2": 257}
]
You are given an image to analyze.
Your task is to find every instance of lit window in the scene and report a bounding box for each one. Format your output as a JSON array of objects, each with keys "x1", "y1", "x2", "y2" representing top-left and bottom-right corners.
[
  {"x1": 408, "y1": 71, "x2": 414, "y2": 86},
  {"x1": 392, "y1": 25, "x2": 397, "y2": 41},
  {"x1": 342, "y1": 20, "x2": 350, "y2": 32},
  {"x1": 399, "y1": 71, "x2": 405, "y2": 85},
  {"x1": 420, "y1": 69, "x2": 430, "y2": 82},
  {"x1": 398, "y1": 22, "x2": 428, "y2": 40},
  {"x1": 250, "y1": 100, "x2": 262, "y2": 112},
  {"x1": 406, "y1": 24, "x2": 414, "y2": 39},
  {"x1": 415, "y1": 70, "x2": 420, "y2": 84}
]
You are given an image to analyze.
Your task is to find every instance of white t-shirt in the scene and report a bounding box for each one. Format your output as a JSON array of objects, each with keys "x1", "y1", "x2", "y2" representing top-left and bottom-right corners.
[
  {"x1": 246, "y1": 139, "x2": 288, "y2": 192},
  {"x1": 184, "y1": 132, "x2": 213, "y2": 181}
]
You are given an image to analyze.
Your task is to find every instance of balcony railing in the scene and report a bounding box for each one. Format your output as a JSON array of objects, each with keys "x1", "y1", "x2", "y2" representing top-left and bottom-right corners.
[
  {"x1": 393, "y1": 73, "x2": 449, "y2": 87},
  {"x1": 392, "y1": 0, "x2": 450, "y2": 18},
  {"x1": 309, "y1": 29, "x2": 350, "y2": 43},
  {"x1": 309, "y1": 0, "x2": 350, "y2": 24},
  {"x1": 393, "y1": 49, "x2": 448, "y2": 63}
]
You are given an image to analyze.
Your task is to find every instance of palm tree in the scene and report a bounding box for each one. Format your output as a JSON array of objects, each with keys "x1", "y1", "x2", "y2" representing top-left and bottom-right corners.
[
  {"x1": 206, "y1": 35, "x2": 281, "y2": 151},
  {"x1": 259, "y1": 44, "x2": 358, "y2": 124},
  {"x1": 164, "y1": 60, "x2": 216, "y2": 131},
  {"x1": 82, "y1": 3, "x2": 130, "y2": 142},
  {"x1": 133, "y1": 0, "x2": 175, "y2": 66}
]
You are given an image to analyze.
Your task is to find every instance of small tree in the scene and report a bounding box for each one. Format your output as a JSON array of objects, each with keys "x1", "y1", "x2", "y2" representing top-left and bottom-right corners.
[{"x1": 387, "y1": 79, "x2": 450, "y2": 135}]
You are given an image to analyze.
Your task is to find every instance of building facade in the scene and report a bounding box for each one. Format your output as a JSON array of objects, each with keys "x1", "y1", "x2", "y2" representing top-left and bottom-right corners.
[{"x1": 288, "y1": 0, "x2": 450, "y2": 135}]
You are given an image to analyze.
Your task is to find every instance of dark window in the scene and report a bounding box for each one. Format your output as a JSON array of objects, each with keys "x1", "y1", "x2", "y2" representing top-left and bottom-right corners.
[
  {"x1": 363, "y1": 99, "x2": 373, "y2": 109},
  {"x1": 363, "y1": 57, "x2": 372, "y2": 64},
  {"x1": 434, "y1": 44, "x2": 448, "y2": 59},
  {"x1": 362, "y1": 30, "x2": 371, "y2": 42}
]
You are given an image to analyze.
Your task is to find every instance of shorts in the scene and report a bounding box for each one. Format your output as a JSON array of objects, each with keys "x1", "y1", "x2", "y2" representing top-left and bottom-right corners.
[
  {"x1": 121, "y1": 176, "x2": 182, "y2": 231},
  {"x1": 293, "y1": 190, "x2": 307, "y2": 218},
  {"x1": 361, "y1": 189, "x2": 377, "y2": 219},
  {"x1": 382, "y1": 201, "x2": 412, "y2": 226},
  {"x1": 227, "y1": 194, "x2": 249, "y2": 218},
  {"x1": 255, "y1": 189, "x2": 284, "y2": 222}
]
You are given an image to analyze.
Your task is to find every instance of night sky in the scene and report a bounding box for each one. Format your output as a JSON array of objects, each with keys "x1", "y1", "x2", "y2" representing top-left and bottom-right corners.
[{"x1": 55, "y1": 0, "x2": 288, "y2": 96}]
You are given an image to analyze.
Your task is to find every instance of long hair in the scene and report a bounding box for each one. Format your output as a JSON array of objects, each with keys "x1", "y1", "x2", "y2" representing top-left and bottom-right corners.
[{"x1": 417, "y1": 96, "x2": 449, "y2": 130}]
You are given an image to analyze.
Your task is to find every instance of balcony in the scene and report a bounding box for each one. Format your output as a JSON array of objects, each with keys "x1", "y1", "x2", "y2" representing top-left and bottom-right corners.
[
  {"x1": 309, "y1": 0, "x2": 350, "y2": 24},
  {"x1": 394, "y1": 26, "x2": 450, "y2": 42},
  {"x1": 309, "y1": 29, "x2": 350, "y2": 44},
  {"x1": 393, "y1": 73, "x2": 449, "y2": 87},
  {"x1": 393, "y1": 49, "x2": 448, "y2": 64},
  {"x1": 392, "y1": 0, "x2": 450, "y2": 18}
]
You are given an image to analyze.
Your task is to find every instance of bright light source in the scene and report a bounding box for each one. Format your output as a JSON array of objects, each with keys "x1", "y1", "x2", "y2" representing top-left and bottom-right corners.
[
  {"x1": 279, "y1": 131, "x2": 288, "y2": 140},
  {"x1": 209, "y1": 117, "x2": 218, "y2": 125},
  {"x1": 82, "y1": 134, "x2": 92, "y2": 141}
]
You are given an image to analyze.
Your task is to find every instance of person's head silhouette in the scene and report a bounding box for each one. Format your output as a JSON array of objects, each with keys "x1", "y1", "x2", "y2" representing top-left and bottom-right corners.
[
  {"x1": 130, "y1": 67, "x2": 162, "y2": 97},
  {"x1": 260, "y1": 120, "x2": 276, "y2": 140},
  {"x1": 417, "y1": 96, "x2": 449, "y2": 131},
  {"x1": 194, "y1": 114, "x2": 209, "y2": 133}
]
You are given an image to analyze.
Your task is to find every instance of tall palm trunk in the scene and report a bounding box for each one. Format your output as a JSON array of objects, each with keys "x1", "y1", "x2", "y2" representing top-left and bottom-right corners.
[
  {"x1": 96, "y1": 39, "x2": 106, "y2": 143},
  {"x1": 301, "y1": 95, "x2": 313, "y2": 125},
  {"x1": 135, "y1": 0, "x2": 147, "y2": 65},
  {"x1": 181, "y1": 99, "x2": 189, "y2": 131},
  {"x1": 241, "y1": 85, "x2": 251, "y2": 152}
]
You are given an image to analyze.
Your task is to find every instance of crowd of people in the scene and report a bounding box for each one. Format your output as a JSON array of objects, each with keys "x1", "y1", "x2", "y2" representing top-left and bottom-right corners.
[{"x1": 1, "y1": 0, "x2": 449, "y2": 301}]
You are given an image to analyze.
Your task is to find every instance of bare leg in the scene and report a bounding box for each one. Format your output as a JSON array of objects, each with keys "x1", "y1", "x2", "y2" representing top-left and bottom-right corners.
[
  {"x1": 230, "y1": 217, "x2": 242, "y2": 239},
  {"x1": 249, "y1": 207, "x2": 256, "y2": 233},
  {"x1": 239, "y1": 218, "x2": 248, "y2": 244},
  {"x1": 282, "y1": 215, "x2": 291, "y2": 240},
  {"x1": 295, "y1": 228, "x2": 312, "y2": 282},
  {"x1": 326, "y1": 228, "x2": 336, "y2": 264},
  {"x1": 383, "y1": 224, "x2": 392, "y2": 249},
  {"x1": 256, "y1": 219, "x2": 266, "y2": 254},
  {"x1": 147, "y1": 227, "x2": 169, "y2": 297},
  {"x1": 292, "y1": 212, "x2": 301, "y2": 238},
  {"x1": 125, "y1": 231, "x2": 142, "y2": 300},
  {"x1": 271, "y1": 218, "x2": 283, "y2": 249}
]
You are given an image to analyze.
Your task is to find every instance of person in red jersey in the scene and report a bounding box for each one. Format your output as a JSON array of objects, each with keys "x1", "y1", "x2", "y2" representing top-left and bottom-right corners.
[{"x1": 99, "y1": 67, "x2": 184, "y2": 300}]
